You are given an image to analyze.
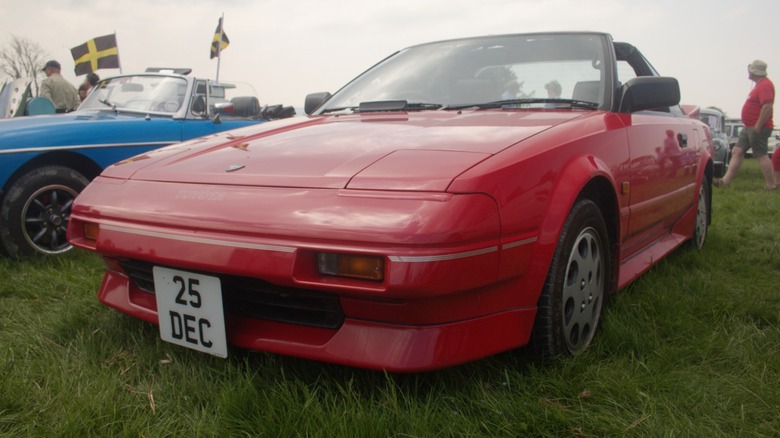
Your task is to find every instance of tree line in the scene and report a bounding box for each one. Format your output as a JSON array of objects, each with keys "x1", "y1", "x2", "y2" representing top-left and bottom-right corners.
[{"x1": 0, "y1": 35, "x2": 49, "y2": 96}]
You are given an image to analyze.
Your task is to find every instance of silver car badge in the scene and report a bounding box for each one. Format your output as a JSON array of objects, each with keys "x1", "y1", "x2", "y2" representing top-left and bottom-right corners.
[{"x1": 225, "y1": 164, "x2": 245, "y2": 172}]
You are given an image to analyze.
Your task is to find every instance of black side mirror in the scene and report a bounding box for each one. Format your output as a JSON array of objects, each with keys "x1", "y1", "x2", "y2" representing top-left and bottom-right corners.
[
  {"x1": 618, "y1": 77, "x2": 680, "y2": 113},
  {"x1": 305, "y1": 92, "x2": 332, "y2": 115}
]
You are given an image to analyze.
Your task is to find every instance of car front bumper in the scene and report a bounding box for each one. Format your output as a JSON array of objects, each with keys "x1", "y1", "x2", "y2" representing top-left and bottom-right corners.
[{"x1": 69, "y1": 177, "x2": 543, "y2": 371}]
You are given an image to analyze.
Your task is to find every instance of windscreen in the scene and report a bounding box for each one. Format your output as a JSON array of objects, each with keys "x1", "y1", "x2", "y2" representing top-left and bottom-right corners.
[
  {"x1": 80, "y1": 75, "x2": 189, "y2": 114},
  {"x1": 321, "y1": 33, "x2": 609, "y2": 111}
]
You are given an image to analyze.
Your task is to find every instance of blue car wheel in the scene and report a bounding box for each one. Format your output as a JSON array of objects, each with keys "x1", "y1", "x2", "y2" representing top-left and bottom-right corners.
[{"x1": 0, "y1": 166, "x2": 89, "y2": 257}]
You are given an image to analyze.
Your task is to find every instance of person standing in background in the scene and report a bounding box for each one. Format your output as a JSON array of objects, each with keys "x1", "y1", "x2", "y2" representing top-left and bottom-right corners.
[
  {"x1": 545, "y1": 80, "x2": 562, "y2": 99},
  {"x1": 40, "y1": 60, "x2": 80, "y2": 112},
  {"x1": 78, "y1": 73, "x2": 100, "y2": 101},
  {"x1": 77, "y1": 82, "x2": 89, "y2": 101},
  {"x1": 715, "y1": 60, "x2": 776, "y2": 191}
]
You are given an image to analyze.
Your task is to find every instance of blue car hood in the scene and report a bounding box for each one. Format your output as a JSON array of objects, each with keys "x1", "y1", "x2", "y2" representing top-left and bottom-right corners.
[{"x1": 0, "y1": 110, "x2": 182, "y2": 150}]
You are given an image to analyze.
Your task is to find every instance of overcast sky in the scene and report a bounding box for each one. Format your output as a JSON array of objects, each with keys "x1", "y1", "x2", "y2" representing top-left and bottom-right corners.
[{"x1": 2, "y1": 0, "x2": 778, "y2": 118}]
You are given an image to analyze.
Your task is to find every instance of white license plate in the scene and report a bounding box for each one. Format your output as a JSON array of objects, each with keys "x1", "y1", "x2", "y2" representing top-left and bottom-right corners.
[{"x1": 153, "y1": 266, "x2": 228, "y2": 358}]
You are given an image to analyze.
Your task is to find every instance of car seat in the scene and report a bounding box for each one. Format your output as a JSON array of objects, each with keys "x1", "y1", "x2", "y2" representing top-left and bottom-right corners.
[
  {"x1": 231, "y1": 96, "x2": 260, "y2": 118},
  {"x1": 25, "y1": 97, "x2": 56, "y2": 115},
  {"x1": 572, "y1": 81, "x2": 601, "y2": 104}
]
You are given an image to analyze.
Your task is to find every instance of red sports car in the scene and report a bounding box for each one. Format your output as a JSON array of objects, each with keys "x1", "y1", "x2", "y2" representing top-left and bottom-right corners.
[{"x1": 69, "y1": 32, "x2": 713, "y2": 372}]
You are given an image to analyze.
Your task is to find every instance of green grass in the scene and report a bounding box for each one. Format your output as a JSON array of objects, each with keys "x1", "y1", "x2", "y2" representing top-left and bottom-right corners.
[{"x1": 1, "y1": 159, "x2": 778, "y2": 437}]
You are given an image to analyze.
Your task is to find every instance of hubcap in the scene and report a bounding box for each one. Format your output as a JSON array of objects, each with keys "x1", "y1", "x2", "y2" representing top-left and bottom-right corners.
[
  {"x1": 562, "y1": 227, "x2": 604, "y2": 354},
  {"x1": 694, "y1": 185, "x2": 707, "y2": 249},
  {"x1": 21, "y1": 184, "x2": 78, "y2": 255}
]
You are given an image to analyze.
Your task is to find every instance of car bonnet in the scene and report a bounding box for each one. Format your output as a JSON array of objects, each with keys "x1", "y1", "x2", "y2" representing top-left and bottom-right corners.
[
  {"x1": 107, "y1": 110, "x2": 584, "y2": 191},
  {"x1": 0, "y1": 110, "x2": 168, "y2": 150}
]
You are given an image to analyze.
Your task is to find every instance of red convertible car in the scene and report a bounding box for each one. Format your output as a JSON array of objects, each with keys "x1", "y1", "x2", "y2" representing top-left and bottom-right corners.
[{"x1": 69, "y1": 32, "x2": 713, "y2": 372}]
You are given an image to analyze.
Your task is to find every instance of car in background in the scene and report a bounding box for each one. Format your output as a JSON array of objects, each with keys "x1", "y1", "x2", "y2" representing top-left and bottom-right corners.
[
  {"x1": 0, "y1": 78, "x2": 33, "y2": 118},
  {"x1": 725, "y1": 118, "x2": 744, "y2": 149},
  {"x1": 69, "y1": 32, "x2": 712, "y2": 372},
  {"x1": 724, "y1": 118, "x2": 776, "y2": 158},
  {"x1": 699, "y1": 108, "x2": 730, "y2": 177},
  {"x1": 0, "y1": 68, "x2": 294, "y2": 257}
]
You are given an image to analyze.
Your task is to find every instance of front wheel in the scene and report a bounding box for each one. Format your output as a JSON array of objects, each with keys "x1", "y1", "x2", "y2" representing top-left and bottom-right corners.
[
  {"x1": 532, "y1": 199, "x2": 611, "y2": 358},
  {"x1": 0, "y1": 166, "x2": 89, "y2": 257}
]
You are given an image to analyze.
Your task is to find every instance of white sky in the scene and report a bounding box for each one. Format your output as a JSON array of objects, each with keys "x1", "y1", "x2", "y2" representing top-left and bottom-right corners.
[{"x1": 2, "y1": 0, "x2": 777, "y2": 118}]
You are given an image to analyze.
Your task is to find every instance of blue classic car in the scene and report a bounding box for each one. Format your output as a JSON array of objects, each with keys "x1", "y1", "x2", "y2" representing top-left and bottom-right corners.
[{"x1": 0, "y1": 69, "x2": 293, "y2": 257}]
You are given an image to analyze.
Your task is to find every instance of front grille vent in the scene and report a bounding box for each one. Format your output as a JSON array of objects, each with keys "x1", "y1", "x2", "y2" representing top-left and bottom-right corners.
[{"x1": 118, "y1": 259, "x2": 344, "y2": 329}]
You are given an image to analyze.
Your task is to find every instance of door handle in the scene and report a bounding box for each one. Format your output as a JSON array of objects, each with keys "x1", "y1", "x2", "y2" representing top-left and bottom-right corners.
[{"x1": 677, "y1": 133, "x2": 688, "y2": 147}]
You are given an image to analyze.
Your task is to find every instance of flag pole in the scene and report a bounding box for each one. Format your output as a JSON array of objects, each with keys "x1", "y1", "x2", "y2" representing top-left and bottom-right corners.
[{"x1": 215, "y1": 13, "x2": 224, "y2": 84}]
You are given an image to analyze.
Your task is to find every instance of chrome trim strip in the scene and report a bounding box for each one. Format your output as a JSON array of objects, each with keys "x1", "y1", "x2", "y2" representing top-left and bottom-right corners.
[
  {"x1": 389, "y1": 246, "x2": 498, "y2": 263},
  {"x1": 102, "y1": 227, "x2": 537, "y2": 262},
  {"x1": 0, "y1": 142, "x2": 173, "y2": 155},
  {"x1": 387, "y1": 236, "x2": 537, "y2": 263},
  {"x1": 501, "y1": 236, "x2": 538, "y2": 250},
  {"x1": 101, "y1": 224, "x2": 296, "y2": 253}
]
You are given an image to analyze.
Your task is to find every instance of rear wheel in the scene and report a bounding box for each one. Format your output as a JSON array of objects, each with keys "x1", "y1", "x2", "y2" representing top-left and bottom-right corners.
[
  {"x1": 532, "y1": 199, "x2": 610, "y2": 358},
  {"x1": 689, "y1": 181, "x2": 709, "y2": 250},
  {"x1": 0, "y1": 166, "x2": 89, "y2": 257}
]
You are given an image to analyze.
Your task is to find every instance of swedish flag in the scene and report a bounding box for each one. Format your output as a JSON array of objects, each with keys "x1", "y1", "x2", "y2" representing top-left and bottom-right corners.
[
  {"x1": 71, "y1": 34, "x2": 120, "y2": 75},
  {"x1": 210, "y1": 18, "x2": 230, "y2": 59}
]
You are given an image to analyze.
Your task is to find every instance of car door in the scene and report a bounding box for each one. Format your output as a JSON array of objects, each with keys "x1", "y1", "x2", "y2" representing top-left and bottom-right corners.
[{"x1": 623, "y1": 108, "x2": 700, "y2": 256}]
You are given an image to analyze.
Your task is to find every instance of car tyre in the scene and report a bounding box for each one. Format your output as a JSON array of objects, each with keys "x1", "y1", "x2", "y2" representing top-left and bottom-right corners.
[
  {"x1": 689, "y1": 181, "x2": 709, "y2": 250},
  {"x1": 0, "y1": 166, "x2": 89, "y2": 257},
  {"x1": 532, "y1": 199, "x2": 610, "y2": 358}
]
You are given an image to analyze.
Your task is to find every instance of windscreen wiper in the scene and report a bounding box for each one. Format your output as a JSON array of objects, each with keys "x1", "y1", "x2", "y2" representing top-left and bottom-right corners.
[
  {"x1": 320, "y1": 106, "x2": 357, "y2": 114},
  {"x1": 357, "y1": 100, "x2": 444, "y2": 112},
  {"x1": 447, "y1": 98, "x2": 599, "y2": 110},
  {"x1": 99, "y1": 99, "x2": 118, "y2": 113}
]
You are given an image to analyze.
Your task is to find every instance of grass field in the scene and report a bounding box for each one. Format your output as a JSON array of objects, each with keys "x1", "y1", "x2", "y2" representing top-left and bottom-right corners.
[{"x1": 1, "y1": 159, "x2": 778, "y2": 437}]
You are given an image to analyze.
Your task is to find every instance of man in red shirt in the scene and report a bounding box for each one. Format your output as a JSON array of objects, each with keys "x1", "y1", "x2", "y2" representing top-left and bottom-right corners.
[{"x1": 716, "y1": 60, "x2": 776, "y2": 190}]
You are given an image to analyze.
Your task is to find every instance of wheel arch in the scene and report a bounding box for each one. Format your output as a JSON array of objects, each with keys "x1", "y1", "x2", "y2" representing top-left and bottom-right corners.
[
  {"x1": 532, "y1": 157, "x2": 621, "y2": 296},
  {"x1": 2, "y1": 151, "x2": 102, "y2": 195},
  {"x1": 577, "y1": 176, "x2": 620, "y2": 292}
]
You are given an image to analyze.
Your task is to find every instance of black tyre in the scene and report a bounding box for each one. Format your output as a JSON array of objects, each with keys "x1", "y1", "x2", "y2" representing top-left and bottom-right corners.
[
  {"x1": 0, "y1": 166, "x2": 89, "y2": 257},
  {"x1": 532, "y1": 199, "x2": 610, "y2": 358},
  {"x1": 689, "y1": 181, "x2": 709, "y2": 250}
]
